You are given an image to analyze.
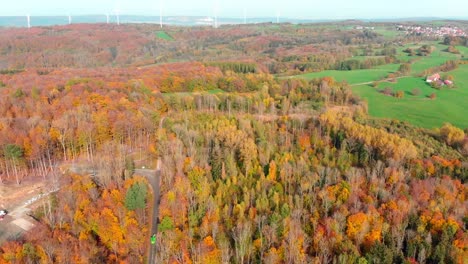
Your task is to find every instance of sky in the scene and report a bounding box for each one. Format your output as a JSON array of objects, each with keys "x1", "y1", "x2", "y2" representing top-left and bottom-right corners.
[{"x1": 1, "y1": 0, "x2": 468, "y2": 19}]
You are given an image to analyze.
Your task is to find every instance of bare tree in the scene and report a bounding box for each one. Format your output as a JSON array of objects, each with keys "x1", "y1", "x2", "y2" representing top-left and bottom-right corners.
[{"x1": 232, "y1": 221, "x2": 253, "y2": 264}]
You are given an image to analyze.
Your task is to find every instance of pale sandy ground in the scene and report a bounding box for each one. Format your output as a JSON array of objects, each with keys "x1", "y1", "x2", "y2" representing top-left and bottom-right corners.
[{"x1": 0, "y1": 181, "x2": 47, "y2": 243}]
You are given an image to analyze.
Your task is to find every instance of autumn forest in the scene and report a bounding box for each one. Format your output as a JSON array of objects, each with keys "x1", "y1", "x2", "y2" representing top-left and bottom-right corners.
[{"x1": 0, "y1": 21, "x2": 467, "y2": 264}]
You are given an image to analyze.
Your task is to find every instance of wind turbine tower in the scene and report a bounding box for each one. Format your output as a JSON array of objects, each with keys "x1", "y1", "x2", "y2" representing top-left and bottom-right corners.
[
  {"x1": 26, "y1": 14, "x2": 31, "y2": 28},
  {"x1": 213, "y1": 0, "x2": 219, "y2": 28},
  {"x1": 275, "y1": 0, "x2": 282, "y2": 24},
  {"x1": 113, "y1": 4, "x2": 121, "y2": 26},
  {"x1": 214, "y1": 13, "x2": 218, "y2": 29},
  {"x1": 68, "y1": 14, "x2": 72, "y2": 25},
  {"x1": 243, "y1": 8, "x2": 247, "y2": 25},
  {"x1": 106, "y1": 13, "x2": 110, "y2": 24},
  {"x1": 116, "y1": 11, "x2": 120, "y2": 25},
  {"x1": 159, "y1": 0, "x2": 163, "y2": 28}
]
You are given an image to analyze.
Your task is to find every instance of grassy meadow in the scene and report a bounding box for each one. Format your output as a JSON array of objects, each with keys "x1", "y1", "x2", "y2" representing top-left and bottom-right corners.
[
  {"x1": 295, "y1": 64, "x2": 400, "y2": 85},
  {"x1": 294, "y1": 39, "x2": 468, "y2": 129},
  {"x1": 156, "y1": 31, "x2": 174, "y2": 40},
  {"x1": 352, "y1": 67, "x2": 468, "y2": 129}
]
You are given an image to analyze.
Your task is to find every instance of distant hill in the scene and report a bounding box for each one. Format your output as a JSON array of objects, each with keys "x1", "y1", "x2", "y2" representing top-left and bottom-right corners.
[
  {"x1": 2, "y1": 15, "x2": 465, "y2": 28},
  {"x1": 0, "y1": 15, "x2": 321, "y2": 28}
]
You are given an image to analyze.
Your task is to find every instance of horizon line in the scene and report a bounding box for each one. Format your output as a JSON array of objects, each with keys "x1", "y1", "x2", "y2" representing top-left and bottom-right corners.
[{"x1": 0, "y1": 14, "x2": 468, "y2": 21}]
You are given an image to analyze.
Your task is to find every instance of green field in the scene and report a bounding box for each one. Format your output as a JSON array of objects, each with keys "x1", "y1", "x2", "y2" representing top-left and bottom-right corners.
[
  {"x1": 411, "y1": 47, "x2": 461, "y2": 73},
  {"x1": 294, "y1": 41, "x2": 468, "y2": 128},
  {"x1": 395, "y1": 43, "x2": 463, "y2": 72},
  {"x1": 156, "y1": 31, "x2": 174, "y2": 41},
  {"x1": 294, "y1": 64, "x2": 400, "y2": 85},
  {"x1": 374, "y1": 27, "x2": 402, "y2": 38},
  {"x1": 352, "y1": 65, "x2": 468, "y2": 129}
]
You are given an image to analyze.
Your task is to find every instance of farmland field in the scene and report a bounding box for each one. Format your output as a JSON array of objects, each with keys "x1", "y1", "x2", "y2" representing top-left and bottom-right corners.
[
  {"x1": 294, "y1": 40, "x2": 468, "y2": 128},
  {"x1": 156, "y1": 31, "x2": 174, "y2": 40},
  {"x1": 294, "y1": 64, "x2": 400, "y2": 85},
  {"x1": 352, "y1": 65, "x2": 468, "y2": 129},
  {"x1": 374, "y1": 27, "x2": 402, "y2": 38}
]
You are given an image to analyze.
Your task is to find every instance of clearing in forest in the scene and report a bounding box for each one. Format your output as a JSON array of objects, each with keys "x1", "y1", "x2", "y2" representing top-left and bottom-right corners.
[
  {"x1": 156, "y1": 31, "x2": 174, "y2": 41},
  {"x1": 352, "y1": 64, "x2": 468, "y2": 129},
  {"x1": 293, "y1": 41, "x2": 468, "y2": 128}
]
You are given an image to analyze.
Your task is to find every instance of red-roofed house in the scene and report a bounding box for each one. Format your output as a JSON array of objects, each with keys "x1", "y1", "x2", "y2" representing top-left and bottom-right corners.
[{"x1": 426, "y1": 73, "x2": 440, "y2": 83}]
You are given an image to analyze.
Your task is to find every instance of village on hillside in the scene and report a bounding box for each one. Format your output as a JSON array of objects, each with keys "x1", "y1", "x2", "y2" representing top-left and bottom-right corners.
[{"x1": 397, "y1": 25, "x2": 467, "y2": 37}]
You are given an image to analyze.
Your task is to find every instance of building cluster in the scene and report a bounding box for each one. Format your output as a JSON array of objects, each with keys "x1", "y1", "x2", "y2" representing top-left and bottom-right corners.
[
  {"x1": 397, "y1": 25, "x2": 467, "y2": 37},
  {"x1": 355, "y1": 26, "x2": 375, "y2": 30},
  {"x1": 426, "y1": 73, "x2": 453, "y2": 86}
]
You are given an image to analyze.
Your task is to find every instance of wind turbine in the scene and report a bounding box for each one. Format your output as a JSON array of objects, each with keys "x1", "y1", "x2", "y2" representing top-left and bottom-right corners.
[
  {"x1": 213, "y1": 0, "x2": 219, "y2": 28},
  {"x1": 114, "y1": 2, "x2": 121, "y2": 26},
  {"x1": 159, "y1": 0, "x2": 163, "y2": 28},
  {"x1": 106, "y1": 13, "x2": 110, "y2": 24},
  {"x1": 243, "y1": 7, "x2": 247, "y2": 25},
  {"x1": 68, "y1": 14, "x2": 72, "y2": 25},
  {"x1": 275, "y1": 0, "x2": 282, "y2": 24},
  {"x1": 115, "y1": 9, "x2": 120, "y2": 25},
  {"x1": 26, "y1": 14, "x2": 31, "y2": 28}
]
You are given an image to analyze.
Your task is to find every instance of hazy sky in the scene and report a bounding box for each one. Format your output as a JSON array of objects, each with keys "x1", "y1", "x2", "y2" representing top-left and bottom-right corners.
[{"x1": 2, "y1": 0, "x2": 468, "y2": 19}]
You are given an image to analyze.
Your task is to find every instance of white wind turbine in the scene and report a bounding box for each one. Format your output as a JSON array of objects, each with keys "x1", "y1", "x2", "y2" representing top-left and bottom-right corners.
[
  {"x1": 275, "y1": 0, "x2": 281, "y2": 24},
  {"x1": 213, "y1": 0, "x2": 219, "y2": 28},
  {"x1": 114, "y1": 2, "x2": 121, "y2": 25},
  {"x1": 115, "y1": 9, "x2": 120, "y2": 25},
  {"x1": 106, "y1": 13, "x2": 110, "y2": 24},
  {"x1": 26, "y1": 14, "x2": 31, "y2": 28},
  {"x1": 159, "y1": 0, "x2": 163, "y2": 28},
  {"x1": 115, "y1": 10, "x2": 120, "y2": 25},
  {"x1": 243, "y1": 7, "x2": 247, "y2": 25},
  {"x1": 68, "y1": 14, "x2": 72, "y2": 25}
]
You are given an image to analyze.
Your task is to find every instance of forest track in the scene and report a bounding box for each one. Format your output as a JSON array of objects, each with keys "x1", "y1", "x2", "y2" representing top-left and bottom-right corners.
[
  {"x1": 350, "y1": 75, "x2": 411, "y2": 86},
  {"x1": 146, "y1": 117, "x2": 165, "y2": 264},
  {"x1": 134, "y1": 167, "x2": 160, "y2": 264}
]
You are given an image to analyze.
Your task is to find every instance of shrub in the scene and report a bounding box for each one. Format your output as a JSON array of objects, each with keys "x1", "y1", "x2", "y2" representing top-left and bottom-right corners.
[
  {"x1": 403, "y1": 48, "x2": 415, "y2": 56},
  {"x1": 446, "y1": 46, "x2": 460, "y2": 54},
  {"x1": 387, "y1": 73, "x2": 396, "y2": 79},
  {"x1": 429, "y1": 93, "x2": 437, "y2": 100},
  {"x1": 398, "y1": 63, "x2": 411, "y2": 75},
  {"x1": 411, "y1": 88, "x2": 421, "y2": 96},
  {"x1": 444, "y1": 75, "x2": 454, "y2": 81},
  {"x1": 394, "y1": 90, "x2": 404, "y2": 98},
  {"x1": 462, "y1": 139, "x2": 468, "y2": 155},
  {"x1": 418, "y1": 45, "x2": 434, "y2": 56},
  {"x1": 431, "y1": 82, "x2": 442, "y2": 90},
  {"x1": 439, "y1": 60, "x2": 458, "y2": 72},
  {"x1": 439, "y1": 123, "x2": 465, "y2": 146},
  {"x1": 381, "y1": 87, "x2": 393, "y2": 96}
]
